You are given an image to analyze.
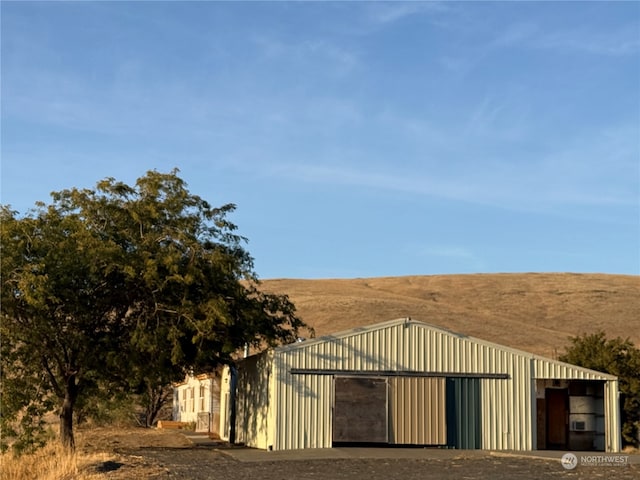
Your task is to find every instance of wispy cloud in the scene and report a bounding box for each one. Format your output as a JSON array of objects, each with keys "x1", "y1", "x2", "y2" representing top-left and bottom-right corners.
[
  {"x1": 492, "y1": 20, "x2": 640, "y2": 56},
  {"x1": 440, "y1": 13, "x2": 639, "y2": 76},
  {"x1": 263, "y1": 159, "x2": 635, "y2": 211},
  {"x1": 533, "y1": 24, "x2": 640, "y2": 56},
  {"x1": 3, "y1": 2, "x2": 637, "y2": 222},
  {"x1": 252, "y1": 35, "x2": 359, "y2": 78},
  {"x1": 365, "y1": 2, "x2": 448, "y2": 26},
  {"x1": 491, "y1": 22, "x2": 539, "y2": 48},
  {"x1": 463, "y1": 94, "x2": 528, "y2": 142},
  {"x1": 242, "y1": 108, "x2": 638, "y2": 215}
]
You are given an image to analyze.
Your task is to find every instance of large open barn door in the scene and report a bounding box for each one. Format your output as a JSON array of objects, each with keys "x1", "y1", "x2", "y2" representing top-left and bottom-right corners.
[{"x1": 332, "y1": 377, "x2": 388, "y2": 444}]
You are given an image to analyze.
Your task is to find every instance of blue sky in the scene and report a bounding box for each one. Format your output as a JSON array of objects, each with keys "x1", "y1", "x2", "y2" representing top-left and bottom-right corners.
[{"x1": 2, "y1": 1, "x2": 639, "y2": 279}]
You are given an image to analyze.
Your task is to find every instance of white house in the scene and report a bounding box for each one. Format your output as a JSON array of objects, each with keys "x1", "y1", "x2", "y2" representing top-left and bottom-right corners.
[{"x1": 173, "y1": 372, "x2": 221, "y2": 435}]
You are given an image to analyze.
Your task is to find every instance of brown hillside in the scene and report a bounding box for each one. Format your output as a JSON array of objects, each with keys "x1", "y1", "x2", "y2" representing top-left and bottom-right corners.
[{"x1": 261, "y1": 273, "x2": 640, "y2": 359}]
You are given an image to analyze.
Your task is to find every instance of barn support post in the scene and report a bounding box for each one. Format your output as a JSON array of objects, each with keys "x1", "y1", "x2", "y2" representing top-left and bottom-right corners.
[{"x1": 229, "y1": 365, "x2": 238, "y2": 444}]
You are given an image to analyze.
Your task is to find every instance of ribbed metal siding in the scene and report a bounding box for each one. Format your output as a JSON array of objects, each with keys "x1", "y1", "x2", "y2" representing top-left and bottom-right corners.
[
  {"x1": 480, "y1": 354, "x2": 533, "y2": 450},
  {"x1": 273, "y1": 322, "x2": 535, "y2": 450},
  {"x1": 604, "y1": 379, "x2": 622, "y2": 452},
  {"x1": 273, "y1": 353, "x2": 332, "y2": 450},
  {"x1": 390, "y1": 377, "x2": 446, "y2": 445},
  {"x1": 218, "y1": 366, "x2": 232, "y2": 441},
  {"x1": 533, "y1": 358, "x2": 613, "y2": 380},
  {"x1": 266, "y1": 320, "x2": 619, "y2": 451},
  {"x1": 235, "y1": 353, "x2": 272, "y2": 449}
]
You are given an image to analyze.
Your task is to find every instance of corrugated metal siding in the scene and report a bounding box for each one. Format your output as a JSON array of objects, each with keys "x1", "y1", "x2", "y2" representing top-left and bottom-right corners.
[
  {"x1": 273, "y1": 356, "x2": 332, "y2": 450},
  {"x1": 235, "y1": 352, "x2": 272, "y2": 449},
  {"x1": 390, "y1": 377, "x2": 446, "y2": 445},
  {"x1": 605, "y1": 380, "x2": 622, "y2": 452},
  {"x1": 219, "y1": 366, "x2": 232, "y2": 440},
  {"x1": 273, "y1": 322, "x2": 538, "y2": 450},
  {"x1": 484, "y1": 355, "x2": 533, "y2": 450},
  {"x1": 533, "y1": 358, "x2": 613, "y2": 381},
  {"x1": 252, "y1": 319, "x2": 620, "y2": 452}
]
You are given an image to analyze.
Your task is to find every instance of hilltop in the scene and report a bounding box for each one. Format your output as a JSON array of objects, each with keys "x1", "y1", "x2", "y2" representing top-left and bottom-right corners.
[{"x1": 261, "y1": 273, "x2": 639, "y2": 358}]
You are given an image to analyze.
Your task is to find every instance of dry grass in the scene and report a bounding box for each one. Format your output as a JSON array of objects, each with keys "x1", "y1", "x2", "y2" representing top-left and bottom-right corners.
[
  {"x1": 1, "y1": 441, "x2": 108, "y2": 480},
  {"x1": 0, "y1": 427, "x2": 189, "y2": 480},
  {"x1": 262, "y1": 273, "x2": 640, "y2": 358}
]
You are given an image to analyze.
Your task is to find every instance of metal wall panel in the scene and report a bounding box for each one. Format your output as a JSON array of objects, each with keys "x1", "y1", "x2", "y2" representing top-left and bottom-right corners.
[
  {"x1": 233, "y1": 319, "x2": 621, "y2": 452},
  {"x1": 273, "y1": 353, "x2": 332, "y2": 450},
  {"x1": 389, "y1": 377, "x2": 446, "y2": 445},
  {"x1": 604, "y1": 380, "x2": 622, "y2": 452},
  {"x1": 274, "y1": 321, "x2": 536, "y2": 450},
  {"x1": 235, "y1": 352, "x2": 272, "y2": 449},
  {"x1": 218, "y1": 366, "x2": 232, "y2": 441}
]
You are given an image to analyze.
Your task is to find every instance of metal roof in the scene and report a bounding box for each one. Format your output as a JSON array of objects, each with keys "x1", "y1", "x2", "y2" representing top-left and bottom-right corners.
[{"x1": 273, "y1": 317, "x2": 617, "y2": 381}]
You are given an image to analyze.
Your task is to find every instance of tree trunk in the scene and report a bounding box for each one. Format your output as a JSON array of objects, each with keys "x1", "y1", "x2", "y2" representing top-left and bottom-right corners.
[
  {"x1": 59, "y1": 374, "x2": 78, "y2": 450},
  {"x1": 145, "y1": 384, "x2": 171, "y2": 427}
]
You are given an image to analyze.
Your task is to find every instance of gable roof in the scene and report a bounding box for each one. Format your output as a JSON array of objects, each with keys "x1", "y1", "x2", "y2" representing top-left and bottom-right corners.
[{"x1": 274, "y1": 317, "x2": 617, "y2": 381}]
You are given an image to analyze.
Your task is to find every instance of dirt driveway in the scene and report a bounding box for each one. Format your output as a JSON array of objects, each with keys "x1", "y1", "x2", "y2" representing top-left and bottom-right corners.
[{"x1": 79, "y1": 428, "x2": 640, "y2": 479}]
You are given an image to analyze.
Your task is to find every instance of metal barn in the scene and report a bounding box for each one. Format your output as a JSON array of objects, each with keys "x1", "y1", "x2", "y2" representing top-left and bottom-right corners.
[{"x1": 219, "y1": 318, "x2": 621, "y2": 452}]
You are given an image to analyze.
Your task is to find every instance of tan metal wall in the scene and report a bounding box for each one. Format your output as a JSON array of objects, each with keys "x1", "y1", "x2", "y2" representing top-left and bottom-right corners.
[
  {"x1": 272, "y1": 358, "x2": 332, "y2": 450},
  {"x1": 604, "y1": 379, "x2": 622, "y2": 452},
  {"x1": 234, "y1": 352, "x2": 273, "y2": 449},
  {"x1": 272, "y1": 321, "x2": 537, "y2": 450},
  {"x1": 234, "y1": 319, "x2": 619, "y2": 452},
  {"x1": 218, "y1": 366, "x2": 231, "y2": 441},
  {"x1": 389, "y1": 377, "x2": 446, "y2": 445}
]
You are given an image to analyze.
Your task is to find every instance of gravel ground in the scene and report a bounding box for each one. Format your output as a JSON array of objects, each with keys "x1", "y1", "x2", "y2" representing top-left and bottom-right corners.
[
  {"x1": 80, "y1": 428, "x2": 640, "y2": 480},
  {"x1": 118, "y1": 446, "x2": 639, "y2": 480}
]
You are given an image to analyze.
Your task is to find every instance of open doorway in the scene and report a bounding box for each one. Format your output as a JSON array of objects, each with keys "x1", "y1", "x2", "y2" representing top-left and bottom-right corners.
[
  {"x1": 536, "y1": 380, "x2": 605, "y2": 451},
  {"x1": 546, "y1": 388, "x2": 569, "y2": 449}
]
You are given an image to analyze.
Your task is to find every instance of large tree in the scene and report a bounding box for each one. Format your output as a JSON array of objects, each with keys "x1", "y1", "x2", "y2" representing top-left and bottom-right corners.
[{"x1": 1, "y1": 170, "x2": 307, "y2": 451}]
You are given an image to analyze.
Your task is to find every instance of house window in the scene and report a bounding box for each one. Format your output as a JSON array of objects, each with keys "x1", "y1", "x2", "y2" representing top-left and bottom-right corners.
[
  {"x1": 181, "y1": 389, "x2": 187, "y2": 412},
  {"x1": 199, "y1": 385, "x2": 205, "y2": 411},
  {"x1": 190, "y1": 387, "x2": 195, "y2": 412}
]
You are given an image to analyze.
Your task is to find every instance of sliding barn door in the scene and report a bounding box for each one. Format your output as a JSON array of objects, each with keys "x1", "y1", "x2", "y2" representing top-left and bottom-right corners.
[
  {"x1": 389, "y1": 377, "x2": 447, "y2": 445},
  {"x1": 333, "y1": 377, "x2": 388, "y2": 444}
]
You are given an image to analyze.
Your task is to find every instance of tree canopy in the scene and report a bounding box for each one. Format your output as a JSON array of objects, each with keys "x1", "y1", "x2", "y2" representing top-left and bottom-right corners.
[
  {"x1": 560, "y1": 331, "x2": 640, "y2": 447},
  {"x1": 1, "y1": 169, "x2": 308, "y2": 452}
]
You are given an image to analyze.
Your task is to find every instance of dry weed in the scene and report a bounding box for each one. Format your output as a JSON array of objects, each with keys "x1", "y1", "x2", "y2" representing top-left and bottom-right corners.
[{"x1": 0, "y1": 441, "x2": 111, "y2": 480}]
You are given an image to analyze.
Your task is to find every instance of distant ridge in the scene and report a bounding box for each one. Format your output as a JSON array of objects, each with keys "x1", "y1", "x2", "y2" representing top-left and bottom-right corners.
[{"x1": 261, "y1": 273, "x2": 639, "y2": 358}]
